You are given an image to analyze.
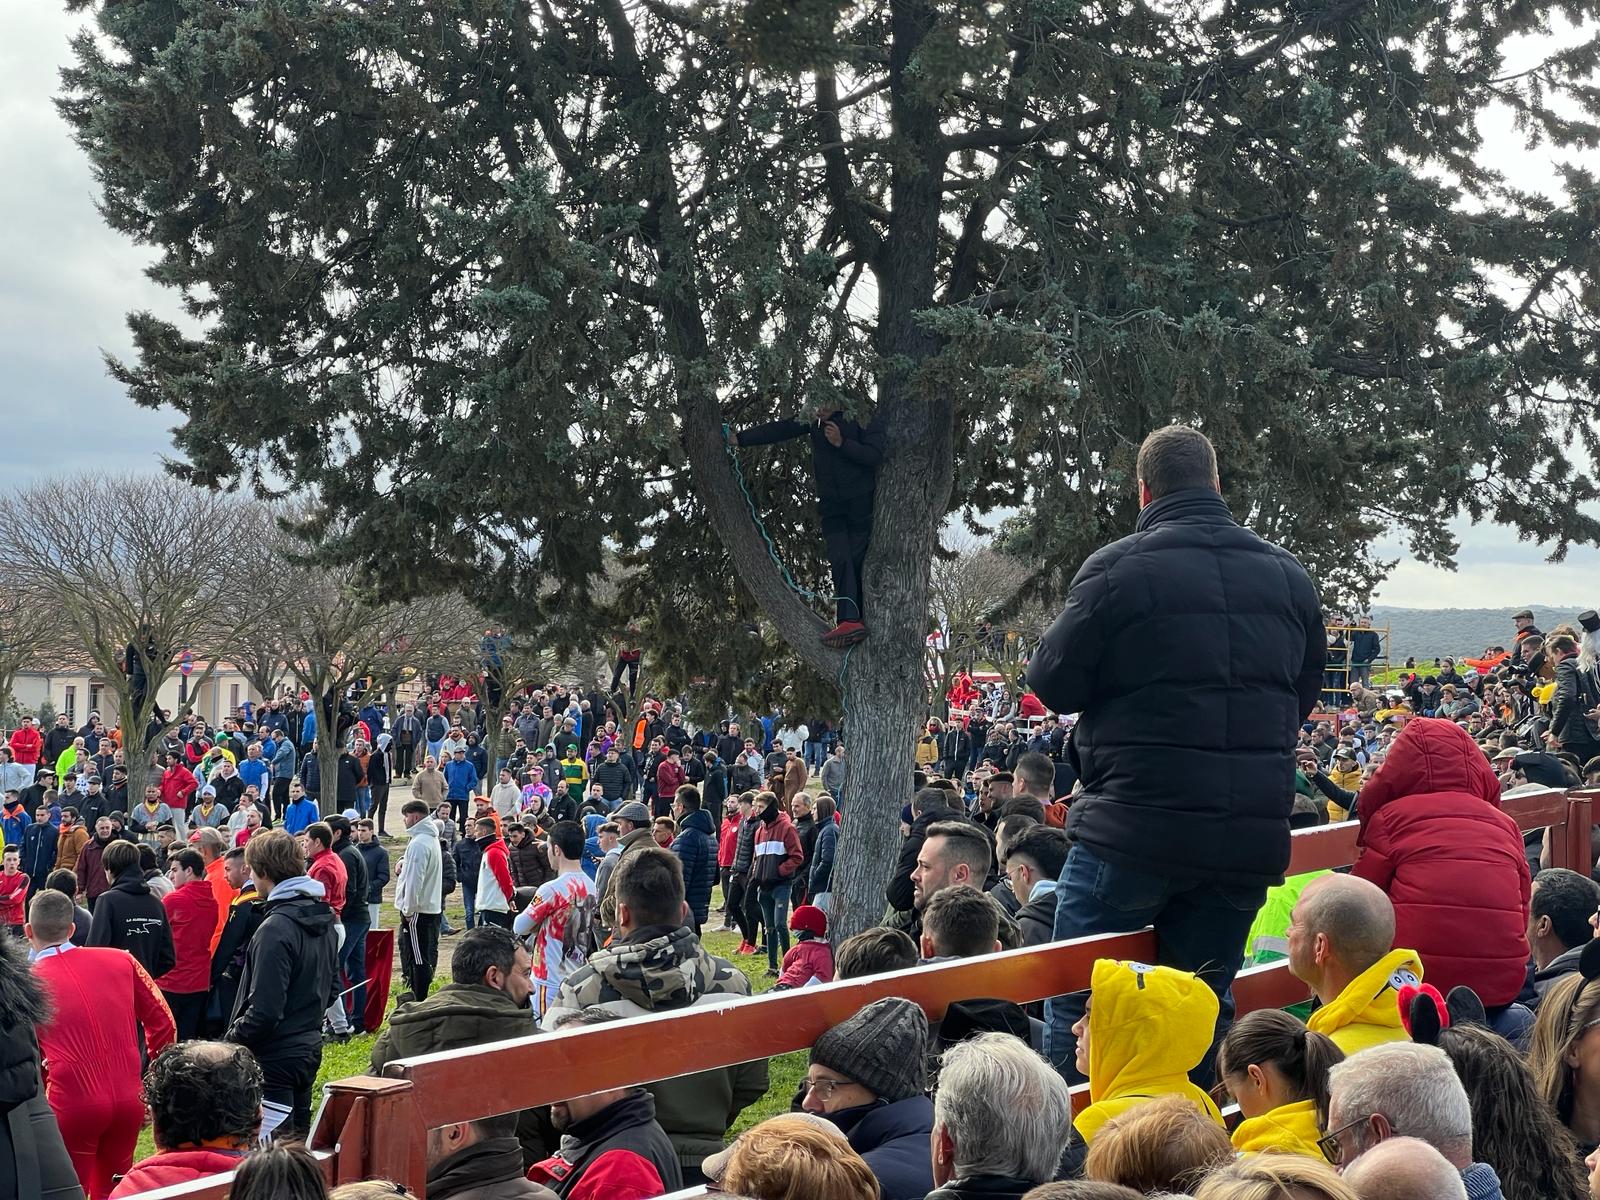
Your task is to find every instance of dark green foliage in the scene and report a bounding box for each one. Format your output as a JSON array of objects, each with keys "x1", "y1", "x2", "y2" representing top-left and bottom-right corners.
[{"x1": 59, "y1": 0, "x2": 1600, "y2": 671}]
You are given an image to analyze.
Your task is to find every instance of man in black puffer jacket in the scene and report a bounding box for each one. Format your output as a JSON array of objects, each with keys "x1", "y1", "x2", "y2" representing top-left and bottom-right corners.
[
  {"x1": 1026, "y1": 424, "x2": 1323, "y2": 1080},
  {"x1": 225, "y1": 830, "x2": 338, "y2": 1141}
]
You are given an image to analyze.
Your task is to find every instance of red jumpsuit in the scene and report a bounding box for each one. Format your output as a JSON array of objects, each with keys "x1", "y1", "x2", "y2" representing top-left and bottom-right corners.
[{"x1": 33, "y1": 944, "x2": 176, "y2": 1199}]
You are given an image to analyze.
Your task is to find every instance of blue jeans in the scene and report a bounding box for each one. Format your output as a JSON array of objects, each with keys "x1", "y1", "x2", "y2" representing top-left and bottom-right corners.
[
  {"x1": 356, "y1": 786, "x2": 371, "y2": 815},
  {"x1": 461, "y1": 886, "x2": 476, "y2": 930},
  {"x1": 340, "y1": 919, "x2": 370, "y2": 1031},
  {"x1": 1043, "y1": 843, "x2": 1264, "y2": 1086},
  {"x1": 757, "y1": 881, "x2": 794, "y2": 970}
]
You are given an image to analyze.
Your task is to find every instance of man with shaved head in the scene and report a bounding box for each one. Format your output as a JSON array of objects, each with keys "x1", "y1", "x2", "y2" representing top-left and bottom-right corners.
[
  {"x1": 1342, "y1": 1138, "x2": 1468, "y2": 1200},
  {"x1": 1286, "y1": 873, "x2": 1424, "y2": 1053}
]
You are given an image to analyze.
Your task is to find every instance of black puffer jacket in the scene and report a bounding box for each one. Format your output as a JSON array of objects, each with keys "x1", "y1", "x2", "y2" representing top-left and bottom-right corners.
[
  {"x1": 1027, "y1": 489, "x2": 1324, "y2": 888},
  {"x1": 736, "y1": 411, "x2": 885, "y2": 504},
  {"x1": 226, "y1": 876, "x2": 338, "y2": 1069},
  {"x1": 0, "y1": 935, "x2": 81, "y2": 1200},
  {"x1": 87, "y1": 870, "x2": 175, "y2": 980}
]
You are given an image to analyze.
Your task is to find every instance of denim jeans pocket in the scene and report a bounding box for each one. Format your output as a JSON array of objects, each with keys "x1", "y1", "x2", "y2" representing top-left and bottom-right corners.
[{"x1": 1089, "y1": 856, "x2": 1170, "y2": 916}]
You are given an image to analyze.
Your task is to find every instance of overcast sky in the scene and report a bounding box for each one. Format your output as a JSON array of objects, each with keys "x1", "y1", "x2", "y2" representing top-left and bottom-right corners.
[{"x1": 5, "y1": 8, "x2": 1599, "y2": 611}]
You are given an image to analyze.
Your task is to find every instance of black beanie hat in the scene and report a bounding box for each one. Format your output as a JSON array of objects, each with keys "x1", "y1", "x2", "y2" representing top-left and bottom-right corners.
[{"x1": 810, "y1": 997, "x2": 928, "y2": 1103}]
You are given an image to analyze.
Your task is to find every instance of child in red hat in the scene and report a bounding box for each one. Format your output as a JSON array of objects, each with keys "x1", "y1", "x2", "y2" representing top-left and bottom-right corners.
[{"x1": 773, "y1": 903, "x2": 833, "y2": 989}]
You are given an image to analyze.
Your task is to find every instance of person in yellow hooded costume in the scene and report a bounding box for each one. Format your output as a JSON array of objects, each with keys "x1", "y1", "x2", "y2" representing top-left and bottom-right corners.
[
  {"x1": 1287, "y1": 873, "x2": 1423, "y2": 1054},
  {"x1": 1072, "y1": 959, "x2": 1223, "y2": 1144},
  {"x1": 1216, "y1": 1008, "x2": 1344, "y2": 1157}
]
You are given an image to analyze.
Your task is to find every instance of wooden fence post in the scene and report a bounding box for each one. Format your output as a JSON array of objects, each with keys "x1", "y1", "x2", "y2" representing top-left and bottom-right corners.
[{"x1": 312, "y1": 1076, "x2": 429, "y2": 1196}]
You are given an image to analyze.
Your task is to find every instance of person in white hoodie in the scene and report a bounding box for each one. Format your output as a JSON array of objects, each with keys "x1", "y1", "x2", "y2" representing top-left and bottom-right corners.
[
  {"x1": 489, "y1": 767, "x2": 522, "y2": 824},
  {"x1": 395, "y1": 798, "x2": 444, "y2": 1000}
]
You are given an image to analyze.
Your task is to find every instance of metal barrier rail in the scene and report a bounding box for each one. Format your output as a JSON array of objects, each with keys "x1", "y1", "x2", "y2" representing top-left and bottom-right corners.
[{"x1": 121, "y1": 786, "x2": 1595, "y2": 1198}]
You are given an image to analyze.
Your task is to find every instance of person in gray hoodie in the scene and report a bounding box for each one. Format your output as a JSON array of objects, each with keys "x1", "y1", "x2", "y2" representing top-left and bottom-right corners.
[{"x1": 396, "y1": 799, "x2": 444, "y2": 1001}]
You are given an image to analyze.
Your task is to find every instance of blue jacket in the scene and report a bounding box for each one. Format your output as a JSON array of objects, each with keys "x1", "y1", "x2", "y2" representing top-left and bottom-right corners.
[
  {"x1": 358, "y1": 840, "x2": 390, "y2": 904},
  {"x1": 271, "y1": 739, "x2": 297, "y2": 780},
  {"x1": 19, "y1": 821, "x2": 56, "y2": 884},
  {"x1": 810, "y1": 817, "x2": 838, "y2": 894},
  {"x1": 283, "y1": 798, "x2": 320, "y2": 834},
  {"x1": 298, "y1": 752, "x2": 321, "y2": 798},
  {"x1": 830, "y1": 1096, "x2": 935, "y2": 1200},
  {"x1": 670, "y1": 808, "x2": 718, "y2": 924},
  {"x1": 1, "y1": 804, "x2": 29, "y2": 847},
  {"x1": 444, "y1": 759, "x2": 479, "y2": 801},
  {"x1": 301, "y1": 709, "x2": 317, "y2": 746},
  {"x1": 237, "y1": 757, "x2": 271, "y2": 797}
]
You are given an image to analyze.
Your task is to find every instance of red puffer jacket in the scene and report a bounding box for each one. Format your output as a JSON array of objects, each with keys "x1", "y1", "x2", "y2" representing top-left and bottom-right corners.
[{"x1": 1352, "y1": 718, "x2": 1531, "y2": 1006}]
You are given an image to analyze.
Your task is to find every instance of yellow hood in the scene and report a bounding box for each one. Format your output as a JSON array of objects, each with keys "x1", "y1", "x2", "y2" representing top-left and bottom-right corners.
[
  {"x1": 1231, "y1": 1098, "x2": 1324, "y2": 1158},
  {"x1": 1306, "y1": 948, "x2": 1422, "y2": 1055},
  {"x1": 1073, "y1": 960, "x2": 1223, "y2": 1143}
]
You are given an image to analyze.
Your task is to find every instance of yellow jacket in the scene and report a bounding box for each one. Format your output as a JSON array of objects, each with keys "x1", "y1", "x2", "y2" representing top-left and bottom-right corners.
[
  {"x1": 1231, "y1": 1098, "x2": 1324, "y2": 1158},
  {"x1": 1326, "y1": 766, "x2": 1363, "y2": 822},
  {"x1": 915, "y1": 736, "x2": 939, "y2": 767},
  {"x1": 1074, "y1": 960, "x2": 1224, "y2": 1143},
  {"x1": 1307, "y1": 948, "x2": 1423, "y2": 1055}
]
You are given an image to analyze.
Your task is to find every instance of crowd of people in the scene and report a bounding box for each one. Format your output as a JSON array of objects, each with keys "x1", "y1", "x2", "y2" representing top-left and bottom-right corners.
[{"x1": 7, "y1": 424, "x2": 1600, "y2": 1200}]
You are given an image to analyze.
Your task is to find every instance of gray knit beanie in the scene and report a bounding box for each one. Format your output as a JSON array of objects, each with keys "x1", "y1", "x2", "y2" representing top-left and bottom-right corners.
[{"x1": 810, "y1": 997, "x2": 929, "y2": 1102}]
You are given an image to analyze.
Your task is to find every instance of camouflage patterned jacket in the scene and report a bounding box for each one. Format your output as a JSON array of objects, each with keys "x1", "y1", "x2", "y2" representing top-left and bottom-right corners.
[{"x1": 548, "y1": 924, "x2": 769, "y2": 1170}]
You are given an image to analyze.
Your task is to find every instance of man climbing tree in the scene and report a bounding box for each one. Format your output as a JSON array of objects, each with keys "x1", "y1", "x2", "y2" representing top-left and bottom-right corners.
[{"x1": 727, "y1": 404, "x2": 885, "y2": 648}]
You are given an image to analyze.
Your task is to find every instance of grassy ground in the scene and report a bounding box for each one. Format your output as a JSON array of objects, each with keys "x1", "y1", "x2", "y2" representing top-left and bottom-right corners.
[{"x1": 133, "y1": 812, "x2": 811, "y2": 1158}]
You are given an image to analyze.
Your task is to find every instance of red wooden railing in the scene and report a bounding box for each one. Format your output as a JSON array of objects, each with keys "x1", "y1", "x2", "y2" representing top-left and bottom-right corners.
[{"x1": 124, "y1": 786, "x2": 1595, "y2": 1199}]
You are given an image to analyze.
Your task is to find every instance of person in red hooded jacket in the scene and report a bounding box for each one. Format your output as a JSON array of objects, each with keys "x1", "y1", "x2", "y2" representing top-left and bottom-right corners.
[{"x1": 1351, "y1": 716, "x2": 1531, "y2": 1012}]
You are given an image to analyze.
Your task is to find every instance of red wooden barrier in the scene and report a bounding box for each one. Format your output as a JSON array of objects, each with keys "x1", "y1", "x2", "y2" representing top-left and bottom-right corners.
[{"x1": 120, "y1": 786, "x2": 1594, "y2": 1198}]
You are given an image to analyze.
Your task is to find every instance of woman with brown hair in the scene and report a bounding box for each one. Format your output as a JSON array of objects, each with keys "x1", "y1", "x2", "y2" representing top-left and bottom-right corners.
[
  {"x1": 1216, "y1": 1008, "x2": 1344, "y2": 1158},
  {"x1": 1192, "y1": 1154, "x2": 1362, "y2": 1200},
  {"x1": 1440, "y1": 1022, "x2": 1588, "y2": 1200},
  {"x1": 722, "y1": 1115, "x2": 880, "y2": 1200},
  {"x1": 1082, "y1": 1094, "x2": 1232, "y2": 1195}
]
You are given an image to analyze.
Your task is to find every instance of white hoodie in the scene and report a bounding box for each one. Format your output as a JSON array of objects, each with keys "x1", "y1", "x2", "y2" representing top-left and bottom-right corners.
[{"x1": 395, "y1": 816, "x2": 443, "y2": 916}]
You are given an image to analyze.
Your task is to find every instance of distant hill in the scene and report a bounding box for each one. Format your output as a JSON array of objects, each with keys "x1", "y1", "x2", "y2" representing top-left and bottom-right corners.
[{"x1": 1366, "y1": 606, "x2": 1585, "y2": 662}]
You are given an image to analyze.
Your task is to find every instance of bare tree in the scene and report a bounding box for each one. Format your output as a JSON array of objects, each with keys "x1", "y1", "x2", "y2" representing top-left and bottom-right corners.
[
  {"x1": 0, "y1": 476, "x2": 263, "y2": 798},
  {"x1": 264, "y1": 538, "x2": 480, "y2": 805},
  {"x1": 927, "y1": 535, "x2": 1028, "y2": 703},
  {"x1": 0, "y1": 577, "x2": 58, "y2": 720},
  {"x1": 224, "y1": 504, "x2": 293, "y2": 705}
]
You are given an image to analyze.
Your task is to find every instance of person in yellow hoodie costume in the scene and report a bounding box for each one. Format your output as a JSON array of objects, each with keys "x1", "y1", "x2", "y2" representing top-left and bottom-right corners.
[
  {"x1": 1216, "y1": 1008, "x2": 1345, "y2": 1158},
  {"x1": 1071, "y1": 959, "x2": 1223, "y2": 1144},
  {"x1": 1286, "y1": 873, "x2": 1423, "y2": 1054}
]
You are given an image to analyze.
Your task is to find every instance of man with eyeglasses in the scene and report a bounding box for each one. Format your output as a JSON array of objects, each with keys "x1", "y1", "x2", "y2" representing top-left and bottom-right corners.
[
  {"x1": 801, "y1": 997, "x2": 934, "y2": 1200},
  {"x1": 1322, "y1": 1042, "x2": 1504, "y2": 1199}
]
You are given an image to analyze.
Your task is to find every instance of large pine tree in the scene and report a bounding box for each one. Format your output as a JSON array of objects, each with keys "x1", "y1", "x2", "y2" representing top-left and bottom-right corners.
[{"x1": 61, "y1": 0, "x2": 1600, "y2": 935}]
